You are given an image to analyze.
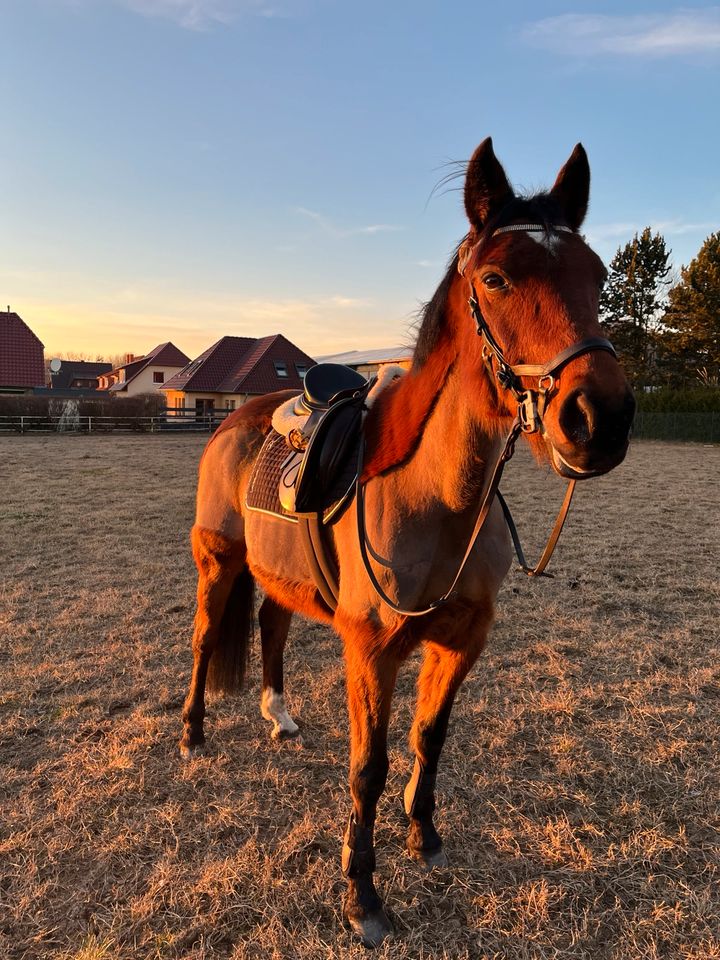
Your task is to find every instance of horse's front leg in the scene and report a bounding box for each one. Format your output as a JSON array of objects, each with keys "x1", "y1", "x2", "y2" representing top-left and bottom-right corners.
[
  {"x1": 342, "y1": 643, "x2": 399, "y2": 948},
  {"x1": 405, "y1": 620, "x2": 488, "y2": 868}
]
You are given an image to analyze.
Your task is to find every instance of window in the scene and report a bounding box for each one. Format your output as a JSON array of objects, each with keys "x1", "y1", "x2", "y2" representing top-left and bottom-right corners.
[
  {"x1": 153, "y1": 371, "x2": 165, "y2": 383},
  {"x1": 195, "y1": 398, "x2": 215, "y2": 417},
  {"x1": 274, "y1": 361, "x2": 289, "y2": 378},
  {"x1": 225, "y1": 399, "x2": 235, "y2": 410},
  {"x1": 295, "y1": 363, "x2": 308, "y2": 379}
]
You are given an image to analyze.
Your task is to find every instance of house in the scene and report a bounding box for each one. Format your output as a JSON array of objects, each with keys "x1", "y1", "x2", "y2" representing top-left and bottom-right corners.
[
  {"x1": 49, "y1": 360, "x2": 112, "y2": 391},
  {"x1": 162, "y1": 334, "x2": 315, "y2": 414},
  {"x1": 0, "y1": 309, "x2": 45, "y2": 394},
  {"x1": 100, "y1": 342, "x2": 191, "y2": 396},
  {"x1": 318, "y1": 346, "x2": 413, "y2": 379}
]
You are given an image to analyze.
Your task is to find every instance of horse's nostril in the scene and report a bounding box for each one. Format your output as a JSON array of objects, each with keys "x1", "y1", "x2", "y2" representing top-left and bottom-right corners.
[
  {"x1": 558, "y1": 387, "x2": 635, "y2": 451},
  {"x1": 559, "y1": 389, "x2": 594, "y2": 444}
]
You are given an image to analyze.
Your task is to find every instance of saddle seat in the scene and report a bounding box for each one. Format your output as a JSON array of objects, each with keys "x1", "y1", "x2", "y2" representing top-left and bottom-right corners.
[{"x1": 293, "y1": 362, "x2": 369, "y2": 416}]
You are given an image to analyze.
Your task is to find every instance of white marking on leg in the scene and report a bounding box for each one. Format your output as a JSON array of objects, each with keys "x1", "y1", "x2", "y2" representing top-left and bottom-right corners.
[{"x1": 261, "y1": 687, "x2": 299, "y2": 739}]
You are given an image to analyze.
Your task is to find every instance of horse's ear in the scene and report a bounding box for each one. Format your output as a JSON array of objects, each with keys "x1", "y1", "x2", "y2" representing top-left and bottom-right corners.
[
  {"x1": 550, "y1": 143, "x2": 590, "y2": 231},
  {"x1": 464, "y1": 137, "x2": 514, "y2": 231}
]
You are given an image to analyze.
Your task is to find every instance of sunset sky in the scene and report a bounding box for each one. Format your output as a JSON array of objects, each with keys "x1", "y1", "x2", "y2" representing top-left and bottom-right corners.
[{"x1": 2, "y1": 1, "x2": 719, "y2": 361}]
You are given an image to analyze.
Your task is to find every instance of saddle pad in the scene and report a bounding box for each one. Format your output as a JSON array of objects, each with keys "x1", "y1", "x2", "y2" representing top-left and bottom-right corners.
[{"x1": 245, "y1": 431, "x2": 359, "y2": 525}]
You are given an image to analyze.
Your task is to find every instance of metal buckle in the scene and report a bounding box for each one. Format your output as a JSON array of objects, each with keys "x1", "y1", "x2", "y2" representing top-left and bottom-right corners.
[
  {"x1": 538, "y1": 374, "x2": 555, "y2": 394},
  {"x1": 519, "y1": 392, "x2": 540, "y2": 433}
]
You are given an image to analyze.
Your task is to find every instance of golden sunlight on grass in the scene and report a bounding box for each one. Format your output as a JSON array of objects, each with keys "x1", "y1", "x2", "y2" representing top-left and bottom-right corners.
[{"x1": 1, "y1": 436, "x2": 719, "y2": 959}]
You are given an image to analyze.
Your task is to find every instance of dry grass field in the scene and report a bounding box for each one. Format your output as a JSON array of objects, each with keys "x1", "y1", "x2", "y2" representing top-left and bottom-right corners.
[{"x1": 1, "y1": 434, "x2": 719, "y2": 960}]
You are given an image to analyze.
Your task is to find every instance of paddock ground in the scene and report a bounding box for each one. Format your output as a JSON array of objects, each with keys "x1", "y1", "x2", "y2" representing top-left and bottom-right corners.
[{"x1": 1, "y1": 435, "x2": 718, "y2": 960}]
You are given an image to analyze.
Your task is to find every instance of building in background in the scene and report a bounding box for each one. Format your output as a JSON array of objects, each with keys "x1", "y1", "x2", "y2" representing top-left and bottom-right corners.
[
  {"x1": 317, "y1": 346, "x2": 413, "y2": 378},
  {"x1": 100, "y1": 342, "x2": 191, "y2": 396},
  {"x1": 162, "y1": 334, "x2": 315, "y2": 414},
  {"x1": 49, "y1": 360, "x2": 112, "y2": 391},
  {"x1": 0, "y1": 309, "x2": 45, "y2": 394}
]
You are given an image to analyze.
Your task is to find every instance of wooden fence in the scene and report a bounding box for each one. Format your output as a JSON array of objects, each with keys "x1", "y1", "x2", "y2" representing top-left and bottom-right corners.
[
  {"x1": 2, "y1": 409, "x2": 718, "y2": 443},
  {"x1": 0, "y1": 408, "x2": 233, "y2": 434}
]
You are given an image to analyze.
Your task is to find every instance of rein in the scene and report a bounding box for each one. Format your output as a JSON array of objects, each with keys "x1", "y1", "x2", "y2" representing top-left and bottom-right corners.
[{"x1": 355, "y1": 222, "x2": 617, "y2": 618}]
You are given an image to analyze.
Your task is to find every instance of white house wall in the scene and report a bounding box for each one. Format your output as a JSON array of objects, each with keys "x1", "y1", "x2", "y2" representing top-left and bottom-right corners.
[{"x1": 122, "y1": 366, "x2": 182, "y2": 396}]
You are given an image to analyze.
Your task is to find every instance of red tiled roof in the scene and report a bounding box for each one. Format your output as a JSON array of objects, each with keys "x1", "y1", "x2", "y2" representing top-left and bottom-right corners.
[
  {"x1": 162, "y1": 337, "x2": 257, "y2": 393},
  {"x1": 110, "y1": 341, "x2": 191, "y2": 392},
  {"x1": 147, "y1": 341, "x2": 191, "y2": 367},
  {"x1": 0, "y1": 312, "x2": 45, "y2": 388},
  {"x1": 162, "y1": 334, "x2": 316, "y2": 395}
]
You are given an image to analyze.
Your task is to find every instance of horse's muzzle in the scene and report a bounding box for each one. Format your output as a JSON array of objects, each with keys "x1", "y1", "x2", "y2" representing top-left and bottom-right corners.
[{"x1": 548, "y1": 386, "x2": 636, "y2": 479}]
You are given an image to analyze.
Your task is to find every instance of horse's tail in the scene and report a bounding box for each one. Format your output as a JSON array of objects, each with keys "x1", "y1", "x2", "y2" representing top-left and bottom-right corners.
[{"x1": 206, "y1": 566, "x2": 256, "y2": 696}]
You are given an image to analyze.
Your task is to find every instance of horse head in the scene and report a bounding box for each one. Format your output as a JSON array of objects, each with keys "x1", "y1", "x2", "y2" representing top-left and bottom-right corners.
[{"x1": 456, "y1": 137, "x2": 635, "y2": 478}]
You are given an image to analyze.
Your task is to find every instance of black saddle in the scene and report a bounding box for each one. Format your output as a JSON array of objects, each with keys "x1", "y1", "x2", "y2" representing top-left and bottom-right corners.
[
  {"x1": 279, "y1": 363, "x2": 371, "y2": 517},
  {"x1": 293, "y1": 362, "x2": 368, "y2": 415}
]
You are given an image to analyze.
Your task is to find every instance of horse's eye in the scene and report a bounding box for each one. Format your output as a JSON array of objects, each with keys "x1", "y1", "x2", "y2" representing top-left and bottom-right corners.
[{"x1": 482, "y1": 273, "x2": 507, "y2": 291}]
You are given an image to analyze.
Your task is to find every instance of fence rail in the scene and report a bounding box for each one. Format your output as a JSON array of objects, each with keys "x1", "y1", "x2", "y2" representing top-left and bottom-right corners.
[
  {"x1": 0, "y1": 409, "x2": 234, "y2": 434},
  {"x1": 2, "y1": 409, "x2": 718, "y2": 442}
]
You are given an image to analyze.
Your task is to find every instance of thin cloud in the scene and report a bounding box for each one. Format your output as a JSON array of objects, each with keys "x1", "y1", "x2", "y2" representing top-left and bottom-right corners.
[
  {"x1": 324, "y1": 295, "x2": 371, "y2": 308},
  {"x1": 523, "y1": 9, "x2": 720, "y2": 57},
  {"x1": 295, "y1": 207, "x2": 402, "y2": 239},
  {"x1": 587, "y1": 219, "x2": 716, "y2": 245},
  {"x1": 113, "y1": 0, "x2": 291, "y2": 30},
  {"x1": 23, "y1": 288, "x2": 382, "y2": 358}
]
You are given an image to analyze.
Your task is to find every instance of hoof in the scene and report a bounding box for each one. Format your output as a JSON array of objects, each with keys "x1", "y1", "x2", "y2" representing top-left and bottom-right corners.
[
  {"x1": 273, "y1": 727, "x2": 304, "y2": 746},
  {"x1": 179, "y1": 741, "x2": 206, "y2": 760},
  {"x1": 407, "y1": 844, "x2": 448, "y2": 870},
  {"x1": 346, "y1": 909, "x2": 393, "y2": 948}
]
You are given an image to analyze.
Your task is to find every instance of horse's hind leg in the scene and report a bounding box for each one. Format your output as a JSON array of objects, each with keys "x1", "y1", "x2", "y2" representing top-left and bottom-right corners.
[
  {"x1": 180, "y1": 526, "x2": 251, "y2": 758},
  {"x1": 258, "y1": 596, "x2": 300, "y2": 742},
  {"x1": 404, "y1": 615, "x2": 489, "y2": 868}
]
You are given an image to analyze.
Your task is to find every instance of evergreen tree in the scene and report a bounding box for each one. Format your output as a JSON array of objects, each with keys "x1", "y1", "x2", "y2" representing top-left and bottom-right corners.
[
  {"x1": 660, "y1": 232, "x2": 720, "y2": 386},
  {"x1": 599, "y1": 227, "x2": 672, "y2": 388}
]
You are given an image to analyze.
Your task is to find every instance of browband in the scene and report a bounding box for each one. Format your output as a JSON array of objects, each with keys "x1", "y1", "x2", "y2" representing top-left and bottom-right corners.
[{"x1": 492, "y1": 223, "x2": 573, "y2": 236}]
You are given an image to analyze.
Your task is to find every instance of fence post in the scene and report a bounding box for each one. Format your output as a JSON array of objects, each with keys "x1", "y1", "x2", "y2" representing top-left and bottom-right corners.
[
  {"x1": 20, "y1": 415, "x2": 24, "y2": 434},
  {"x1": 88, "y1": 416, "x2": 92, "y2": 434}
]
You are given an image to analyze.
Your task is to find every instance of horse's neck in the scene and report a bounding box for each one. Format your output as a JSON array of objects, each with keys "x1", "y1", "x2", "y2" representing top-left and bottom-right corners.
[
  {"x1": 396, "y1": 363, "x2": 501, "y2": 514},
  {"x1": 362, "y1": 271, "x2": 506, "y2": 512}
]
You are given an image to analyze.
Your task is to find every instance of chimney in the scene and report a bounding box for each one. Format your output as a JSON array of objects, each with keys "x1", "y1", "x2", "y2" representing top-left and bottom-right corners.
[{"x1": 125, "y1": 353, "x2": 136, "y2": 364}]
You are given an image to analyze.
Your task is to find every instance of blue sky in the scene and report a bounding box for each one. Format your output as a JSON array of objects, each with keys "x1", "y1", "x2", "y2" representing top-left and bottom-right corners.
[{"x1": 2, "y1": 0, "x2": 719, "y2": 359}]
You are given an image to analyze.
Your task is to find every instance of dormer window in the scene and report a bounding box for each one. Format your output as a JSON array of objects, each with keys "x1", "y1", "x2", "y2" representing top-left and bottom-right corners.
[
  {"x1": 274, "y1": 361, "x2": 289, "y2": 378},
  {"x1": 295, "y1": 363, "x2": 308, "y2": 379}
]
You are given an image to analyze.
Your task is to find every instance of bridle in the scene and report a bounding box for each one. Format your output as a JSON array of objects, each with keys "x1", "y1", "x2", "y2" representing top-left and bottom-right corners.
[
  {"x1": 465, "y1": 223, "x2": 616, "y2": 437},
  {"x1": 355, "y1": 222, "x2": 618, "y2": 617}
]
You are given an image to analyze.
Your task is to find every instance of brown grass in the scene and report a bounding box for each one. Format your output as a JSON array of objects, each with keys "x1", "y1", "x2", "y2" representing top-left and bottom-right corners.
[{"x1": 1, "y1": 435, "x2": 718, "y2": 960}]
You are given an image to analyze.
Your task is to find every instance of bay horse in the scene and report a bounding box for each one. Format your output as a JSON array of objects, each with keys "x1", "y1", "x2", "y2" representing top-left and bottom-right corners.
[{"x1": 179, "y1": 138, "x2": 635, "y2": 946}]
